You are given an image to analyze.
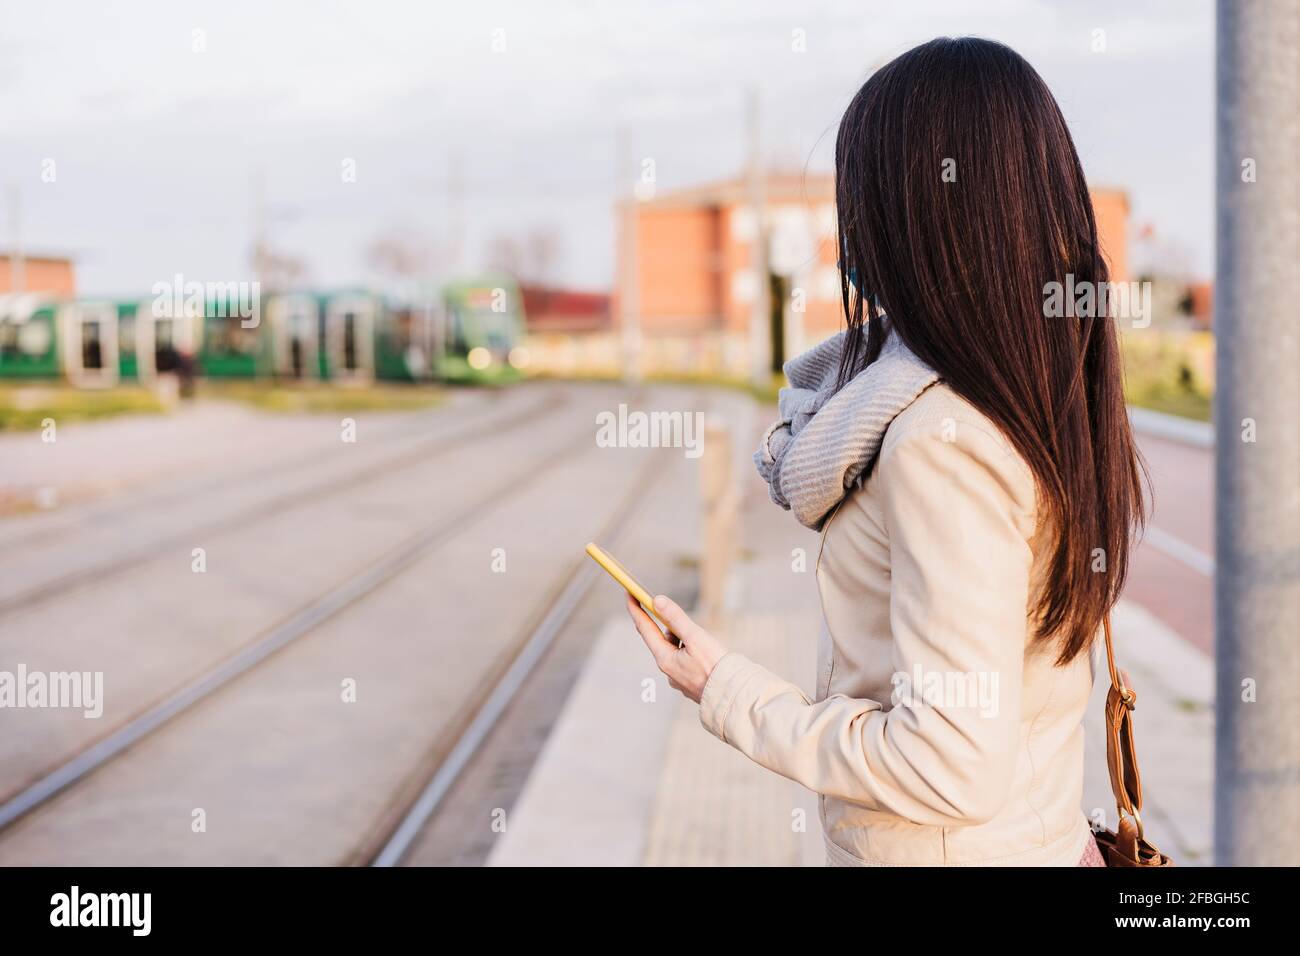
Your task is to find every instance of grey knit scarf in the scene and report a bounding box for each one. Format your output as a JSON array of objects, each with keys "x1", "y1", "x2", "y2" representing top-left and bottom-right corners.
[{"x1": 755, "y1": 324, "x2": 940, "y2": 531}]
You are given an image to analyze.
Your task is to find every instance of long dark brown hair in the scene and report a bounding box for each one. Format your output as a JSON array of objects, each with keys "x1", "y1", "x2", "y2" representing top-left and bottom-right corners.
[{"x1": 835, "y1": 37, "x2": 1146, "y2": 665}]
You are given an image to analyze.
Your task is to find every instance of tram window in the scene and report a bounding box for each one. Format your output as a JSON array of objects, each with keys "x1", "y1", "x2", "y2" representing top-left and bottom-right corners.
[
  {"x1": 234, "y1": 327, "x2": 258, "y2": 354},
  {"x1": 343, "y1": 312, "x2": 358, "y2": 369},
  {"x1": 4, "y1": 319, "x2": 52, "y2": 356},
  {"x1": 208, "y1": 319, "x2": 259, "y2": 355},
  {"x1": 292, "y1": 312, "x2": 314, "y2": 340},
  {"x1": 82, "y1": 321, "x2": 104, "y2": 369},
  {"x1": 154, "y1": 319, "x2": 178, "y2": 372},
  {"x1": 449, "y1": 309, "x2": 467, "y2": 351}
]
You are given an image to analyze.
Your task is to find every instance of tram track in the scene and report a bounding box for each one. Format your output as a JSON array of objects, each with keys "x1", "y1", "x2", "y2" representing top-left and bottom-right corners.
[
  {"x1": 0, "y1": 389, "x2": 618, "y2": 835},
  {"x1": 0, "y1": 388, "x2": 503, "y2": 552},
  {"x1": 364, "y1": 439, "x2": 673, "y2": 866},
  {"x1": 0, "y1": 384, "x2": 697, "y2": 862},
  {"x1": 0, "y1": 386, "x2": 570, "y2": 619}
]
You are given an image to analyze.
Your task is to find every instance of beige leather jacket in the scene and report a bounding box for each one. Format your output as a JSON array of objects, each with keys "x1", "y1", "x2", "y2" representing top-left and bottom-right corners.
[{"x1": 700, "y1": 385, "x2": 1094, "y2": 866}]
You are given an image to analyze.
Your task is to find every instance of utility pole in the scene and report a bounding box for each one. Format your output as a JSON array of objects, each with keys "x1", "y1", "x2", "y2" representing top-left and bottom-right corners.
[
  {"x1": 250, "y1": 168, "x2": 267, "y2": 292},
  {"x1": 1214, "y1": 0, "x2": 1300, "y2": 866},
  {"x1": 617, "y1": 128, "x2": 642, "y2": 383},
  {"x1": 435, "y1": 149, "x2": 465, "y2": 372},
  {"x1": 447, "y1": 149, "x2": 464, "y2": 276},
  {"x1": 423, "y1": 226, "x2": 438, "y2": 380},
  {"x1": 745, "y1": 87, "x2": 771, "y2": 386}
]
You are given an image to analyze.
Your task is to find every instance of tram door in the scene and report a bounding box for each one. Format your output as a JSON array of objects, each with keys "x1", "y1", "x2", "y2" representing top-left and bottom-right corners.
[
  {"x1": 271, "y1": 295, "x2": 320, "y2": 379},
  {"x1": 135, "y1": 307, "x2": 199, "y2": 382},
  {"x1": 62, "y1": 302, "x2": 120, "y2": 387},
  {"x1": 324, "y1": 296, "x2": 375, "y2": 382},
  {"x1": 155, "y1": 317, "x2": 176, "y2": 372}
]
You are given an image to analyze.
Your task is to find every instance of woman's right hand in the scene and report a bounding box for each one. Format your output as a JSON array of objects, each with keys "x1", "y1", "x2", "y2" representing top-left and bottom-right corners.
[{"x1": 627, "y1": 593, "x2": 727, "y2": 704}]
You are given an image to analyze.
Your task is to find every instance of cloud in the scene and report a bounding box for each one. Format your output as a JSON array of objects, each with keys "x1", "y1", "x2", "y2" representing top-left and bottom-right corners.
[{"x1": 0, "y1": 0, "x2": 1213, "y2": 294}]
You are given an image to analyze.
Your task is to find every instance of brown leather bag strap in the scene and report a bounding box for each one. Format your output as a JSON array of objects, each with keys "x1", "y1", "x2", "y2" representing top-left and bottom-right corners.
[
  {"x1": 1102, "y1": 613, "x2": 1141, "y2": 817},
  {"x1": 1092, "y1": 613, "x2": 1175, "y2": 868}
]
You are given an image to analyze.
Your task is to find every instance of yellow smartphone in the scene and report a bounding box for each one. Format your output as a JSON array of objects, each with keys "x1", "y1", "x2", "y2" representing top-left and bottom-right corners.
[{"x1": 585, "y1": 542, "x2": 682, "y2": 646}]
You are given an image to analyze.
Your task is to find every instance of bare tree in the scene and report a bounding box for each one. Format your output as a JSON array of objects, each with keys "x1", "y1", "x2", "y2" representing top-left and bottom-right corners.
[
  {"x1": 525, "y1": 227, "x2": 562, "y2": 285},
  {"x1": 253, "y1": 239, "x2": 308, "y2": 291},
  {"x1": 484, "y1": 234, "x2": 524, "y2": 278},
  {"x1": 485, "y1": 226, "x2": 563, "y2": 285},
  {"x1": 366, "y1": 225, "x2": 437, "y2": 280}
]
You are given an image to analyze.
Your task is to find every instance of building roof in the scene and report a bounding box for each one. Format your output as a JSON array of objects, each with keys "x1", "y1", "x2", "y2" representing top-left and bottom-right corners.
[
  {"x1": 639, "y1": 174, "x2": 1128, "y2": 213},
  {"x1": 636, "y1": 171, "x2": 835, "y2": 209},
  {"x1": 520, "y1": 285, "x2": 611, "y2": 332},
  {"x1": 0, "y1": 250, "x2": 75, "y2": 264}
]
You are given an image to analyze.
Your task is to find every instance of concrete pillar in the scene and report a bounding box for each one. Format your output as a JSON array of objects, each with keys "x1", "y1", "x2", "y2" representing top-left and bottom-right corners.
[{"x1": 1214, "y1": 0, "x2": 1300, "y2": 866}]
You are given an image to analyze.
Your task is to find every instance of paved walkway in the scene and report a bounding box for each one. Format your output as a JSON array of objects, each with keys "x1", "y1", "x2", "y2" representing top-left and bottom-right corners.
[{"x1": 641, "y1": 612, "x2": 823, "y2": 867}]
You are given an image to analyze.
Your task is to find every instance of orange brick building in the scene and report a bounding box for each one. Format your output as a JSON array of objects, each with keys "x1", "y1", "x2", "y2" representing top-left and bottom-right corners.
[
  {"x1": 0, "y1": 253, "x2": 76, "y2": 297},
  {"x1": 1091, "y1": 189, "x2": 1130, "y2": 285},
  {"x1": 615, "y1": 174, "x2": 1130, "y2": 376}
]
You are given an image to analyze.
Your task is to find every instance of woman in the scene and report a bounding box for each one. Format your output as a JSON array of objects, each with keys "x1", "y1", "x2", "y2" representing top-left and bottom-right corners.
[{"x1": 628, "y1": 37, "x2": 1146, "y2": 867}]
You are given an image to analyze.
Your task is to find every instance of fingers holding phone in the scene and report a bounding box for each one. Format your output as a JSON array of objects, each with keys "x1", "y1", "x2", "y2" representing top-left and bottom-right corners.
[
  {"x1": 586, "y1": 542, "x2": 726, "y2": 703},
  {"x1": 625, "y1": 593, "x2": 726, "y2": 704}
]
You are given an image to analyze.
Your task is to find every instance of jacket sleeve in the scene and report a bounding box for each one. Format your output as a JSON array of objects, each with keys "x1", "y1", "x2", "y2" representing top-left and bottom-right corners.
[{"x1": 698, "y1": 419, "x2": 1037, "y2": 827}]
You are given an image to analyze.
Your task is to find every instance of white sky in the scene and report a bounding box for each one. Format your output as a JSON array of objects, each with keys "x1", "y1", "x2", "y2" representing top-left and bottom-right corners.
[{"x1": 0, "y1": 0, "x2": 1213, "y2": 296}]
